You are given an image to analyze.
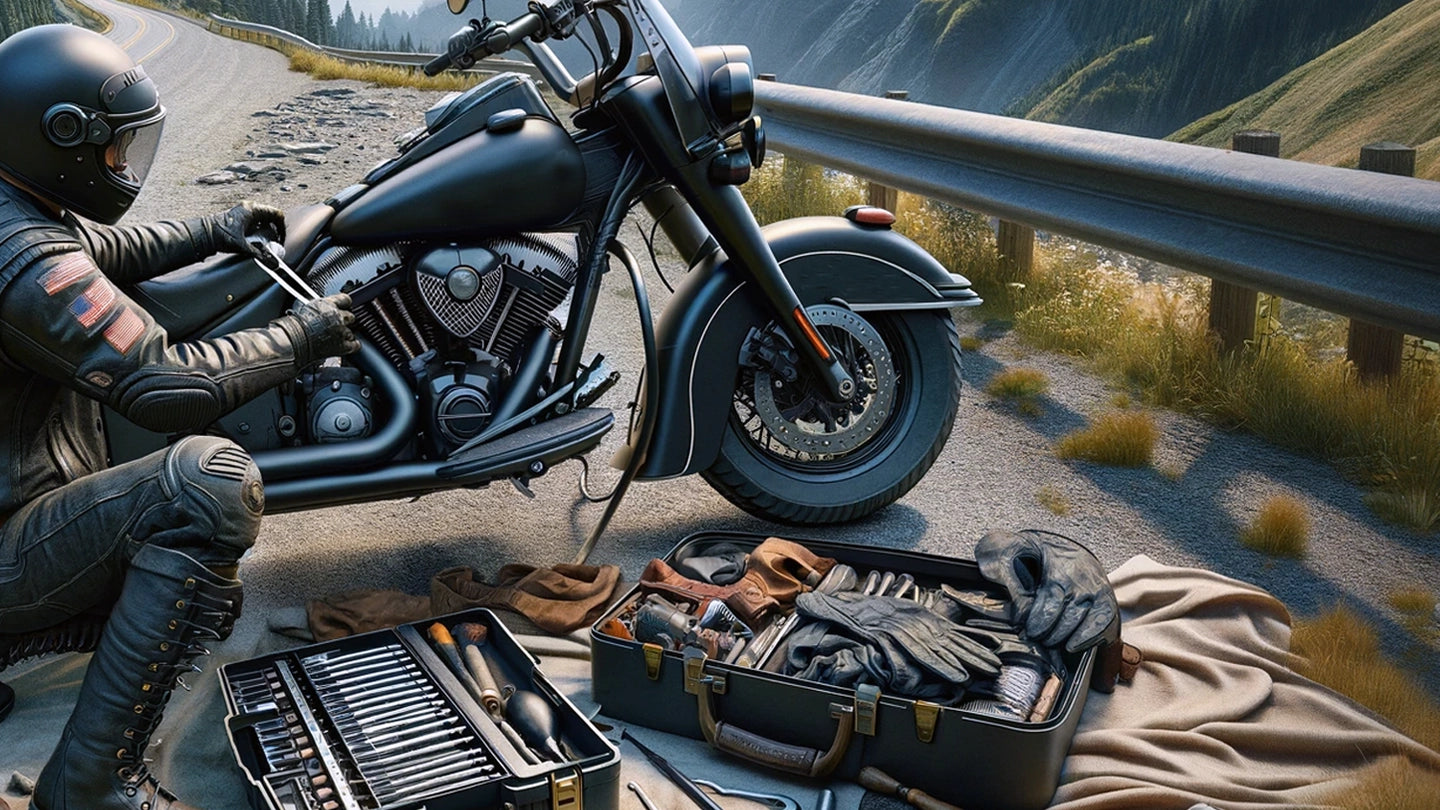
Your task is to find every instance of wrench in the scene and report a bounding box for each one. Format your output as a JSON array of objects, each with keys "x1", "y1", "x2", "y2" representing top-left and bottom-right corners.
[
  {"x1": 693, "y1": 779, "x2": 800, "y2": 810},
  {"x1": 627, "y1": 781, "x2": 661, "y2": 810}
]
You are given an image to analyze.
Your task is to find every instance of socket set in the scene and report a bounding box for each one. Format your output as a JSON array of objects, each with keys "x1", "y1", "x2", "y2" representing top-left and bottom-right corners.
[{"x1": 222, "y1": 609, "x2": 619, "y2": 810}]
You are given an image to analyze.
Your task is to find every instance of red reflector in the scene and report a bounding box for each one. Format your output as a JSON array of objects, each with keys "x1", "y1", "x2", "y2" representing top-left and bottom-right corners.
[{"x1": 844, "y1": 206, "x2": 896, "y2": 227}]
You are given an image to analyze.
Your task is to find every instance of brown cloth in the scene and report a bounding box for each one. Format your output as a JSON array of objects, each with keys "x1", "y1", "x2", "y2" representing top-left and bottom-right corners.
[
  {"x1": 640, "y1": 537, "x2": 836, "y2": 626},
  {"x1": 305, "y1": 563, "x2": 622, "y2": 640},
  {"x1": 431, "y1": 563, "x2": 622, "y2": 635}
]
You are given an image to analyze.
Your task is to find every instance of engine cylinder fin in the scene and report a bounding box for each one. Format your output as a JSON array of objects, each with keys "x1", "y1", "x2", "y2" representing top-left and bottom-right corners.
[
  {"x1": 371, "y1": 296, "x2": 417, "y2": 360},
  {"x1": 389, "y1": 287, "x2": 430, "y2": 354},
  {"x1": 353, "y1": 308, "x2": 405, "y2": 366}
]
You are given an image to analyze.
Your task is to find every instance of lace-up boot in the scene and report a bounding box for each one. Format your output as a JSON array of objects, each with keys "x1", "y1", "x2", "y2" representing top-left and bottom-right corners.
[
  {"x1": 1, "y1": 611, "x2": 109, "y2": 723},
  {"x1": 33, "y1": 544, "x2": 244, "y2": 810}
]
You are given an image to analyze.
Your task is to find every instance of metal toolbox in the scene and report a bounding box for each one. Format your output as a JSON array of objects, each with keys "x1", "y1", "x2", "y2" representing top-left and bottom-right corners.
[
  {"x1": 590, "y1": 532, "x2": 1094, "y2": 810},
  {"x1": 221, "y1": 608, "x2": 618, "y2": 810}
]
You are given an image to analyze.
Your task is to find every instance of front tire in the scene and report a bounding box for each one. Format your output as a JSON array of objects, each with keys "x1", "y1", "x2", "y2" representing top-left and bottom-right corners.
[{"x1": 702, "y1": 308, "x2": 962, "y2": 524}]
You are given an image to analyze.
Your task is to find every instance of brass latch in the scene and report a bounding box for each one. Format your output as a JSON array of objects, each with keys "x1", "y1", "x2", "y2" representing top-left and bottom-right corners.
[
  {"x1": 913, "y1": 700, "x2": 940, "y2": 743},
  {"x1": 854, "y1": 683, "x2": 880, "y2": 737},
  {"x1": 643, "y1": 643, "x2": 664, "y2": 681},
  {"x1": 683, "y1": 647, "x2": 725, "y2": 695},
  {"x1": 550, "y1": 770, "x2": 581, "y2": 809}
]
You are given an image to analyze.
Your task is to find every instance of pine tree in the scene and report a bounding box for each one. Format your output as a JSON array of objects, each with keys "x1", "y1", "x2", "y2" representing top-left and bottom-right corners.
[{"x1": 336, "y1": 0, "x2": 356, "y2": 48}]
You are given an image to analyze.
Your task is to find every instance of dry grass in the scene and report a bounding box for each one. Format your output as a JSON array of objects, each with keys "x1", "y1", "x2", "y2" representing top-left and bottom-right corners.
[
  {"x1": 960, "y1": 336, "x2": 985, "y2": 352},
  {"x1": 1055, "y1": 410, "x2": 1158, "y2": 467},
  {"x1": 1324, "y1": 757, "x2": 1440, "y2": 809},
  {"x1": 987, "y1": 367, "x2": 1049, "y2": 416},
  {"x1": 1036, "y1": 484, "x2": 1071, "y2": 515},
  {"x1": 1291, "y1": 607, "x2": 1440, "y2": 752},
  {"x1": 1387, "y1": 585, "x2": 1439, "y2": 645},
  {"x1": 286, "y1": 50, "x2": 479, "y2": 91},
  {"x1": 1240, "y1": 494, "x2": 1311, "y2": 557}
]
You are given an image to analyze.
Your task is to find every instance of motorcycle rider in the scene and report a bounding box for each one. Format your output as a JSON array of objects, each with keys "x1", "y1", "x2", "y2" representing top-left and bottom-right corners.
[{"x1": 0, "y1": 24, "x2": 359, "y2": 810}]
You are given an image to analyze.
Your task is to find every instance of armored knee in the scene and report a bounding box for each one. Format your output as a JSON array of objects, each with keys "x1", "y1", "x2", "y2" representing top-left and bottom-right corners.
[{"x1": 162, "y1": 436, "x2": 264, "y2": 563}]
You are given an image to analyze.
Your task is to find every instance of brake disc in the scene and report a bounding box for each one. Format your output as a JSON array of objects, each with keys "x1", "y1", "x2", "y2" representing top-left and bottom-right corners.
[{"x1": 751, "y1": 305, "x2": 896, "y2": 458}]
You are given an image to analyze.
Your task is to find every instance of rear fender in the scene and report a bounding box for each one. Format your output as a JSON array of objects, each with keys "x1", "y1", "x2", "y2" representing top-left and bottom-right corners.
[{"x1": 628, "y1": 215, "x2": 979, "y2": 479}]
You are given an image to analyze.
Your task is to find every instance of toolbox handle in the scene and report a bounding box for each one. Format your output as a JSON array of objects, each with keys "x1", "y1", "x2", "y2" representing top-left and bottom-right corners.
[{"x1": 694, "y1": 675, "x2": 855, "y2": 778}]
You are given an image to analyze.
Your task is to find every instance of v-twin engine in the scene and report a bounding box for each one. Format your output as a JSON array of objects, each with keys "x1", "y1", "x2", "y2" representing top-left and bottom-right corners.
[{"x1": 303, "y1": 234, "x2": 580, "y2": 456}]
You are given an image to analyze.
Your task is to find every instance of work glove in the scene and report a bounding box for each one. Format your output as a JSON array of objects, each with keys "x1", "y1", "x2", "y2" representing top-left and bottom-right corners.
[
  {"x1": 283, "y1": 293, "x2": 360, "y2": 367},
  {"x1": 207, "y1": 201, "x2": 287, "y2": 258},
  {"x1": 794, "y1": 591, "x2": 1003, "y2": 690},
  {"x1": 974, "y1": 529, "x2": 1118, "y2": 653}
]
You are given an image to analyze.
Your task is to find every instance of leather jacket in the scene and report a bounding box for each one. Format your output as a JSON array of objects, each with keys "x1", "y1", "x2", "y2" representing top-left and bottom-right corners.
[{"x1": 0, "y1": 181, "x2": 305, "y2": 518}]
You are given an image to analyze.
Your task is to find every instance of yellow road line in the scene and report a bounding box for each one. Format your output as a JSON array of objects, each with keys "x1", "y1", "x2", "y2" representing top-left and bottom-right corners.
[
  {"x1": 116, "y1": 4, "x2": 148, "y2": 51},
  {"x1": 136, "y1": 16, "x2": 177, "y2": 64}
]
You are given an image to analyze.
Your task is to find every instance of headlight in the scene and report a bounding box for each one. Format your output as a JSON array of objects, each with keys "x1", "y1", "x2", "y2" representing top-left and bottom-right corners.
[{"x1": 694, "y1": 46, "x2": 755, "y2": 127}]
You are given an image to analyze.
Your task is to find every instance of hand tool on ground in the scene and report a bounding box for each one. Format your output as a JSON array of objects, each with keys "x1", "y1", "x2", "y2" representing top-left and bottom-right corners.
[
  {"x1": 817, "y1": 788, "x2": 837, "y2": 810},
  {"x1": 427, "y1": 622, "x2": 545, "y2": 765},
  {"x1": 858, "y1": 766, "x2": 962, "y2": 810},
  {"x1": 621, "y1": 730, "x2": 724, "y2": 810},
  {"x1": 693, "y1": 779, "x2": 799, "y2": 810},
  {"x1": 505, "y1": 688, "x2": 567, "y2": 762},
  {"x1": 628, "y1": 781, "x2": 661, "y2": 810}
]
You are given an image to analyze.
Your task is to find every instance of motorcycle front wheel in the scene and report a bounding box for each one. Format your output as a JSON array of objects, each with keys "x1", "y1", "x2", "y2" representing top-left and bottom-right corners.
[{"x1": 702, "y1": 307, "x2": 962, "y2": 524}]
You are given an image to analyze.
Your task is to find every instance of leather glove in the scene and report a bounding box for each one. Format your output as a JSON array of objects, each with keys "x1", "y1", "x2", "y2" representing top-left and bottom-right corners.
[
  {"x1": 283, "y1": 293, "x2": 360, "y2": 367},
  {"x1": 794, "y1": 591, "x2": 1002, "y2": 688},
  {"x1": 974, "y1": 529, "x2": 1118, "y2": 653},
  {"x1": 207, "y1": 202, "x2": 286, "y2": 257},
  {"x1": 641, "y1": 537, "x2": 836, "y2": 626}
]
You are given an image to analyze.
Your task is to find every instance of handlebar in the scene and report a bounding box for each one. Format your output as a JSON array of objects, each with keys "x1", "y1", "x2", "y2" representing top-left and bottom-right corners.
[{"x1": 423, "y1": 12, "x2": 547, "y2": 77}]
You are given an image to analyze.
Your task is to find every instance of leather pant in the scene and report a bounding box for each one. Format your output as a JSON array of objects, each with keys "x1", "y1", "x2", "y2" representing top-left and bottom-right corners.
[{"x1": 0, "y1": 435, "x2": 263, "y2": 635}]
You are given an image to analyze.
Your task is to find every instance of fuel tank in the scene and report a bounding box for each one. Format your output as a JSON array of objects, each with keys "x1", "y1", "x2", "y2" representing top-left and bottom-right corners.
[{"x1": 330, "y1": 117, "x2": 586, "y2": 246}]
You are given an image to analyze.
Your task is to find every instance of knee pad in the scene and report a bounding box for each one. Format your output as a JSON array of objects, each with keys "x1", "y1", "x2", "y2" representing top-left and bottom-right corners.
[{"x1": 161, "y1": 436, "x2": 264, "y2": 560}]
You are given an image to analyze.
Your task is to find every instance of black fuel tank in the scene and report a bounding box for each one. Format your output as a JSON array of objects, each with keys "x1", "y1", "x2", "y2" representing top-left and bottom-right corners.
[{"x1": 330, "y1": 117, "x2": 586, "y2": 246}]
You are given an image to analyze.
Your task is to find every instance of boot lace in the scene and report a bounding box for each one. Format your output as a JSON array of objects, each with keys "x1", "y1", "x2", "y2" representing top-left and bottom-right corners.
[{"x1": 0, "y1": 613, "x2": 107, "y2": 671}]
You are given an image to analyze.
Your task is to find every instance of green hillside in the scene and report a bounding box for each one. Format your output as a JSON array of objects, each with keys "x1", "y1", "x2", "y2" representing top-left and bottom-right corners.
[
  {"x1": 1171, "y1": 0, "x2": 1440, "y2": 181},
  {"x1": 670, "y1": 0, "x2": 1407, "y2": 138},
  {"x1": 1, "y1": 0, "x2": 59, "y2": 38}
]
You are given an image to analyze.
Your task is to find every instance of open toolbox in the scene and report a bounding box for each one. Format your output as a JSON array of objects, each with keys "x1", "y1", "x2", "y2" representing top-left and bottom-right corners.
[
  {"x1": 591, "y1": 532, "x2": 1096, "y2": 810},
  {"x1": 220, "y1": 608, "x2": 618, "y2": 810}
]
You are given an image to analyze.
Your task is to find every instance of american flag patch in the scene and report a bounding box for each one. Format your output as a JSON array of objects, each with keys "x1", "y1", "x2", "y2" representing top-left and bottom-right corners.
[
  {"x1": 69, "y1": 279, "x2": 118, "y2": 329},
  {"x1": 103, "y1": 308, "x2": 145, "y2": 355},
  {"x1": 38, "y1": 253, "x2": 95, "y2": 295}
]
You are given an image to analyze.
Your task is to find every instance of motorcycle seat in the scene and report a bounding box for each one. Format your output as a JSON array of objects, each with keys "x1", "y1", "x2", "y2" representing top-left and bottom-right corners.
[{"x1": 129, "y1": 203, "x2": 335, "y2": 339}]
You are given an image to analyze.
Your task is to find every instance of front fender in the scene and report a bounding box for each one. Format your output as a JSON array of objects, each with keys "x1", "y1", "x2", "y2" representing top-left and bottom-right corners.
[{"x1": 628, "y1": 215, "x2": 980, "y2": 479}]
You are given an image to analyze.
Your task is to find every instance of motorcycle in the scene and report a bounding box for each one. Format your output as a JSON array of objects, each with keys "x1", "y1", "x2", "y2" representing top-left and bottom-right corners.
[{"x1": 109, "y1": 0, "x2": 981, "y2": 559}]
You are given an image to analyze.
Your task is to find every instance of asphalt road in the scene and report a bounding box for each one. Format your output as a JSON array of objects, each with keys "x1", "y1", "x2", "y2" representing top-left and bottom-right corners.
[{"x1": 2, "y1": 4, "x2": 1436, "y2": 806}]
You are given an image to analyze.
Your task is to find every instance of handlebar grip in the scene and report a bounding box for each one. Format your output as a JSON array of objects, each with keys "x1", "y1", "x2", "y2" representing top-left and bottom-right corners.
[{"x1": 422, "y1": 52, "x2": 452, "y2": 76}]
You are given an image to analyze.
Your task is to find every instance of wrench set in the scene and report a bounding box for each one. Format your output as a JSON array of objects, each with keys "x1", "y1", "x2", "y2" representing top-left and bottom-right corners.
[{"x1": 222, "y1": 610, "x2": 619, "y2": 810}]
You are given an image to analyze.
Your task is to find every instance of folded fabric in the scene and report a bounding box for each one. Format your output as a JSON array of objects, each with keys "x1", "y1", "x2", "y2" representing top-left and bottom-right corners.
[
  {"x1": 671, "y1": 541, "x2": 750, "y2": 585},
  {"x1": 306, "y1": 589, "x2": 433, "y2": 641},
  {"x1": 431, "y1": 562, "x2": 622, "y2": 634}
]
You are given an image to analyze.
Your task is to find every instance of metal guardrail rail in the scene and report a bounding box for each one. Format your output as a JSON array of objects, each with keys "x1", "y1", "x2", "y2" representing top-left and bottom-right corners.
[
  {"x1": 200, "y1": 16, "x2": 1440, "y2": 341},
  {"x1": 754, "y1": 82, "x2": 1440, "y2": 342},
  {"x1": 207, "y1": 14, "x2": 539, "y2": 79}
]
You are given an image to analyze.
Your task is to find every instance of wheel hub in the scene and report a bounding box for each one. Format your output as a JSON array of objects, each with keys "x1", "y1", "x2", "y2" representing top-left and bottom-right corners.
[{"x1": 749, "y1": 305, "x2": 896, "y2": 459}]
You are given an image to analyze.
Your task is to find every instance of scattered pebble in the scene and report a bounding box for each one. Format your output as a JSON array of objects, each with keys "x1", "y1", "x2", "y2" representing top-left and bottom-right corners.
[
  {"x1": 196, "y1": 171, "x2": 241, "y2": 185},
  {"x1": 8, "y1": 771, "x2": 33, "y2": 795}
]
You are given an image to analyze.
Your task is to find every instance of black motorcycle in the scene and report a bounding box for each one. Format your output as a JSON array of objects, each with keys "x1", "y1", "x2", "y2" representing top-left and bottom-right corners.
[{"x1": 111, "y1": 0, "x2": 980, "y2": 557}]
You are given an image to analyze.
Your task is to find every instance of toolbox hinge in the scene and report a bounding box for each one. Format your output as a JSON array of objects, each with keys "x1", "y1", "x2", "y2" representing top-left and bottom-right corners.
[
  {"x1": 550, "y1": 769, "x2": 582, "y2": 810},
  {"x1": 913, "y1": 699, "x2": 940, "y2": 744},
  {"x1": 643, "y1": 643, "x2": 664, "y2": 681},
  {"x1": 854, "y1": 683, "x2": 880, "y2": 737},
  {"x1": 683, "y1": 647, "x2": 726, "y2": 696}
]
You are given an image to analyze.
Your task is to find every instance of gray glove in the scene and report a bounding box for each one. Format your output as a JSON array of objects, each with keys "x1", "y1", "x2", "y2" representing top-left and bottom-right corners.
[
  {"x1": 284, "y1": 293, "x2": 360, "y2": 367},
  {"x1": 974, "y1": 529, "x2": 1117, "y2": 653},
  {"x1": 207, "y1": 202, "x2": 286, "y2": 258},
  {"x1": 793, "y1": 591, "x2": 1002, "y2": 688}
]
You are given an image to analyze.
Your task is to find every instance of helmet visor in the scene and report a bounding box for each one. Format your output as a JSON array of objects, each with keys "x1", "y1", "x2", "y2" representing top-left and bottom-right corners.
[{"x1": 105, "y1": 112, "x2": 164, "y2": 188}]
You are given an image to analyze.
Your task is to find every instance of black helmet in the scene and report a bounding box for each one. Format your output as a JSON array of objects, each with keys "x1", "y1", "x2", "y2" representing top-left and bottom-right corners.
[{"x1": 0, "y1": 24, "x2": 165, "y2": 224}]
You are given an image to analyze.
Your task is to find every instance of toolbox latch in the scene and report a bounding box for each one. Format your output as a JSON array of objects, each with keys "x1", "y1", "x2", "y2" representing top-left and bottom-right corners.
[
  {"x1": 854, "y1": 683, "x2": 880, "y2": 737},
  {"x1": 643, "y1": 643, "x2": 664, "y2": 681},
  {"x1": 550, "y1": 769, "x2": 582, "y2": 810},
  {"x1": 683, "y1": 647, "x2": 726, "y2": 696},
  {"x1": 913, "y1": 700, "x2": 940, "y2": 743}
]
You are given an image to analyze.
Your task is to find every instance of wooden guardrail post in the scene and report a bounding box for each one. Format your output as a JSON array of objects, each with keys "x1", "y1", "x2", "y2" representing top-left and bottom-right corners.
[
  {"x1": 996, "y1": 220, "x2": 1035, "y2": 282},
  {"x1": 1209, "y1": 130, "x2": 1279, "y2": 352},
  {"x1": 1347, "y1": 142, "x2": 1415, "y2": 380},
  {"x1": 866, "y1": 91, "x2": 908, "y2": 213}
]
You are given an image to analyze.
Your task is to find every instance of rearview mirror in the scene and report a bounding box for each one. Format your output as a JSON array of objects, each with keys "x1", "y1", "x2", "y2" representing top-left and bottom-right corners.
[{"x1": 448, "y1": 0, "x2": 469, "y2": 13}]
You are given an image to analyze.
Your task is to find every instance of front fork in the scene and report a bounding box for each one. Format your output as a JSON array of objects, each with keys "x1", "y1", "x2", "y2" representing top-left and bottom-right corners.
[{"x1": 640, "y1": 183, "x2": 857, "y2": 401}]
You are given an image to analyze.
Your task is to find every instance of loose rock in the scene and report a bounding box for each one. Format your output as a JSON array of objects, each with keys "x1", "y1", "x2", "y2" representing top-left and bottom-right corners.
[{"x1": 196, "y1": 171, "x2": 241, "y2": 185}]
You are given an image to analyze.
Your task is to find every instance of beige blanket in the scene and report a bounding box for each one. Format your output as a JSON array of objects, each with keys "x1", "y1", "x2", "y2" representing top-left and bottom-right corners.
[
  {"x1": 1050, "y1": 555, "x2": 1440, "y2": 809},
  {"x1": 3, "y1": 555, "x2": 1437, "y2": 809}
]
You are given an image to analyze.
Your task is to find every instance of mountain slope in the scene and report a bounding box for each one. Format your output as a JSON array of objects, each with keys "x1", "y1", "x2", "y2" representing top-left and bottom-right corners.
[
  {"x1": 1170, "y1": 0, "x2": 1440, "y2": 181},
  {"x1": 668, "y1": 0, "x2": 1408, "y2": 138}
]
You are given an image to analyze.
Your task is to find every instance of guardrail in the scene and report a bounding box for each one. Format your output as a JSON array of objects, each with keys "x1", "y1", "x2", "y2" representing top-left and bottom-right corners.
[
  {"x1": 206, "y1": 14, "x2": 539, "y2": 79},
  {"x1": 753, "y1": 81, "x2": 1440, "y2": 346}
]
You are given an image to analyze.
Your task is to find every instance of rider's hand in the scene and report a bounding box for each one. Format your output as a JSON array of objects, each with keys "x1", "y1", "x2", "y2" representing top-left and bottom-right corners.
[
  {"x1": 208, "y1": 202, "x2": 287, "y2": 258},
  {"x1": 283, "y1": 293, "x2": 360, "y2": 367}
]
